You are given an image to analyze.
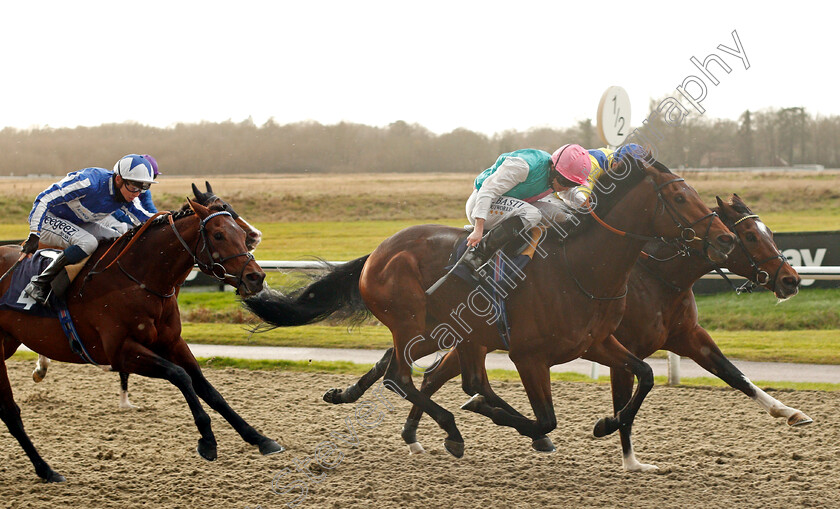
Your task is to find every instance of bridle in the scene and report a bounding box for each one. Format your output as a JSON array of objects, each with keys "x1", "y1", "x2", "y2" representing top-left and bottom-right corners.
[
  {"x1": 168, "y1": 210, "x2": 256, "y2": 292},
  {"x1": 84, "y1": 209, "x2": 255, "y2": 297},
  {"x1": 566, "y1": 164, "x2": 721, "y2": 300},
  {"x1": 588, "y1": 174, "x2": 723, "y2": 257},
  {"x1": 715, "y1": 213, "x2": 788, "y2": 294}
]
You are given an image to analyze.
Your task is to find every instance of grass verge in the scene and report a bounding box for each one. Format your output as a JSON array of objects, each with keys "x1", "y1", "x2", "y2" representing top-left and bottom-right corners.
[{"x1": 180, "y1": 322, "x2": 840, "y2": 365}]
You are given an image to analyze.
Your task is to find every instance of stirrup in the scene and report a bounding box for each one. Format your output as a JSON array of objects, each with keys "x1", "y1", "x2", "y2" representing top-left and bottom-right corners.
[
  {"x1": 461, "y1": 247, "x2": 490, "y2": 272},
  {"x1": 24, "y1": 281, "x2": 50, "y2": 306}
]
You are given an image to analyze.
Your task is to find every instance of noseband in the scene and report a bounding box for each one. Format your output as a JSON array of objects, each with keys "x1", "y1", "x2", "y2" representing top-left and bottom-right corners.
[{"x1": 717, "y1": 214, "x2": 788, "y2": 294}]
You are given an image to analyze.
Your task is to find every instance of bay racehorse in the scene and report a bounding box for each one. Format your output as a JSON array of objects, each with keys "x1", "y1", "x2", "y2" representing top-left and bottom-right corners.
[
  {"x1": 244, "y1": 153, "x2": 736, "y2": 458},
  {"x1": 384, "y1": 193, "x2": 812, "y2": 470},
  {"x1": 0, "y1": 198, "x2": 282, "y2": 482},
  {"x1": 30, "y1": 181, "x2": 264, "y2": 409}
]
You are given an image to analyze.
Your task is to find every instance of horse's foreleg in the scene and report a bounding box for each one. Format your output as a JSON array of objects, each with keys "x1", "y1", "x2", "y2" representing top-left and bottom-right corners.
[
  {"x1": 118, "y1": 372, "x2": 137, "y2": 409},
  {"x1": 610, "y1": 365, "x2": 657, "y2": 472},
  {"x1": 0, "y1": 348, "x2": 65, "y2": 482},
  {"x1": 667, "y1": 326, "x2": 813, "y2": 427},
  {"x1": 583, "y1": 335, "x2": 654, "y2": 440},
  {"x1": 118, "y1": 340, "x2": 219, "y2": 461},
  {"x1": 32, "y1": 355, "x2": 50, "y2": 383},
  {"x1": 324, "y1": 347, "x2": 394, "y2": 405},
  {"x1": 166, "y1": 339, "x2": 284, "y2": 456}
]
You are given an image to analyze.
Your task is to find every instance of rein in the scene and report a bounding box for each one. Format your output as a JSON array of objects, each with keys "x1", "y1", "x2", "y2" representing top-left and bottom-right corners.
[{"x1": 83, "y1": 209, "x2": 254, "y2": 298}]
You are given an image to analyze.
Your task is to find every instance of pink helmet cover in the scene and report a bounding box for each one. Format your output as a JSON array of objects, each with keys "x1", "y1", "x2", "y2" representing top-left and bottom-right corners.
[{"x1": 551, "y1": 144, "x2": 592, "y2": 185}]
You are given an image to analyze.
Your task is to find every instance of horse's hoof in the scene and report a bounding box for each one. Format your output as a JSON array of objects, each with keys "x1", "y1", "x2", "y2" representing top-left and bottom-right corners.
[
  {"x1": 197, "y1": 439, "x2": 218, "y2": 461},
  {"x1": 531, "y1": 436, "x2": 556, "y2": 453},
  {"x1": 323, "y1": 388, "x2": 344, "y2": 404},
  {"x1": 32, "y1": 370, "x2": 45, "y2": 383},
  {"x1": 460, "y1": 394, "x2": 485, "y2": 413},
  {"x1": 41, "y1": 470, "x2": 66, "y2": 483},
  {"x1": 444, "y1": 439, "x2": 465, "y2": 458},
  {"x1": 407, "y1": 442, "x2": 425, "y2": 455},
  {"x1": 259, "y1": 438, "x2": 285, "y2": 456},
  {"x1": 593, "y1": 417, "x2": 616, "y2": 438},
  {"x1": 788, "y1": 412, "x2": 813, "y2": 427},
  {"x1": 623, "y1": 461, "x2": 659, "y2": 473}
]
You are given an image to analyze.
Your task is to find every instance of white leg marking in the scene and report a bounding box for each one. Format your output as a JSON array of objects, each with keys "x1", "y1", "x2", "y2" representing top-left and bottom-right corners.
[
  {"x1": 748, "y1": 378, "x2": 813, "y2": 426},
  {"x1": 622, "y1": 443, "x2": 659, "y2": 472},
  {"x1": 32, "y1": 355, "x2": 50, "y2": 383},
  {"x1": 408, "y1": 442, "x2": 426, "y2": 455},
  {"x1": 119, "y1": 390, "x2": 138, "y2": 410}
]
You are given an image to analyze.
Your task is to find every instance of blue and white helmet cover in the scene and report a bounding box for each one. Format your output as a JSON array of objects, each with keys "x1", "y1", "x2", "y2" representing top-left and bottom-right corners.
[{"x1": 114, "y1": 154, "x2": 156, "y2": 184}]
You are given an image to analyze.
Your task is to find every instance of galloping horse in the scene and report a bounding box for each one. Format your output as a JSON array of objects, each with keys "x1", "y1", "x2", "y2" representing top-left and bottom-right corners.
[
  {"x1": 0, "y1": 199, "x2": 282, "y2": 482},
  {"x1": 245, "y1": 154, "x2": 736, "y2": 458},
  {"x1": 30, "y1": 182, "x2": 265, "y2": 409},
  {"x1": 387, "y1": 193, "x2": 811, "y2": 470}
]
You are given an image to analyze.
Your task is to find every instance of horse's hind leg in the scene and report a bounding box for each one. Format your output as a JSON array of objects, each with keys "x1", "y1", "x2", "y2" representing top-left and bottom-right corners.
[
  {"x1": 118, "y1": 372, "x2": 137, "y2": 409},
  {"x1": 582, "y1": 335, "x2": 653, "y2": 440},
  {"x1": 460, "y1": 356, "x2": 557, "y2": 442},
  {"x1": 666, "y1": 326, "x2": 812, "y2": 426},
  {"x1": 324, "y1": 347, "x2": 394, "y2": 405},
  {"x1": 118, "y1": 340, "x2": 219, "y2": 461},
  {"x1": 166, "y1": 339, "x2": 283, "y2": 456},
  {"x1": 0, "y1": 346, "x2": 65, "y2": 482},
  {"x1": 456, "y1": 345, "x2": 555, "y2": 452},
  {"x1": 32, "y1": 355, "x2": 50, "y2": 383}
]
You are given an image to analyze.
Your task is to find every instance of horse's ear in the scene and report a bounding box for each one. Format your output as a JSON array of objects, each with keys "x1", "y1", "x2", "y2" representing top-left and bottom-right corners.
[
  {"x1": 192, "y1": 183, "x2": 204, "y2": 201},
  {"x1": 205, "y1": 181, "x2": 214, "y2": 194},
  {"x1": 731, "y1": 193, "x2": 745, "y2": 207},
  {"x1": 187, "y1": 198, "x2": 210, "y2": 218},
  {"x1": 715, "y1": 195, "x2": 725, "y2": 208}
]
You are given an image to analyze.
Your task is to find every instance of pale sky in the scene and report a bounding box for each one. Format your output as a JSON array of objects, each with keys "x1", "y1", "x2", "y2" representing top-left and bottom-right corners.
[{"x1": 0, "y1": 0, "x2": 828, "y2": 135}]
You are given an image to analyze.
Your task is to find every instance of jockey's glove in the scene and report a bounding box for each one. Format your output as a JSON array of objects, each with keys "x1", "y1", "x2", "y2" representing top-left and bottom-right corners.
[{"x1": 21, "y1": 232, "x2": 40, "y2": 255}]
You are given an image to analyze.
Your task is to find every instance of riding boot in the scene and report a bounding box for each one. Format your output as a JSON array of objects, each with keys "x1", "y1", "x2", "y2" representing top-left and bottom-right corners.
[
  {"x1": 462, "y1": 216, "x2": 528, "y2": 272},
  {"x1": 24, "y1": 253, "x2": 70, "y2": 305}
]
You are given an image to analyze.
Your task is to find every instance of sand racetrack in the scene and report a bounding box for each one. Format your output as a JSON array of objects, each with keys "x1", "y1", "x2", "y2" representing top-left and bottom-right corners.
[{"x1": 1, "y1": 360, "x2": 838, "y2": 509}]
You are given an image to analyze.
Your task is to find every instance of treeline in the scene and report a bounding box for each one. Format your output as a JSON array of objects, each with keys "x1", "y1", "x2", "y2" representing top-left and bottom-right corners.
[{"x1": 0, "y1": 106, "x2": 837, "y2": 176}]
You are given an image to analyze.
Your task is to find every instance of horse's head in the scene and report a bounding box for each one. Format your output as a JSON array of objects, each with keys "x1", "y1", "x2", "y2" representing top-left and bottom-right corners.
[
  {"x1": 629, "y1": 155, "x2": 735, "y2": 264},
  {"x1": 715, "y1": 194, "x2": 800, "y2": 299},
  {"x1": 192, "y1": 181, "x2": 263, "y2": 252},
  {"x1": 189, "y1": 198, "x2": 266, "y2": 297}
]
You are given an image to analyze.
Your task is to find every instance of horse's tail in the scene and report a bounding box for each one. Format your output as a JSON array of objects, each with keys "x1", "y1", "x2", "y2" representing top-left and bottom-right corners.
[{"x1": 243, "y1": 254, "x2": 370, "y2": 328}]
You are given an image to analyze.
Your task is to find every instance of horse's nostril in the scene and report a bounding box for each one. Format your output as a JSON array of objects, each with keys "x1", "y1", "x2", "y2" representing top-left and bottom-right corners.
[{"x1": 782, "y1": 276, "x2": 800, "y2": 289}]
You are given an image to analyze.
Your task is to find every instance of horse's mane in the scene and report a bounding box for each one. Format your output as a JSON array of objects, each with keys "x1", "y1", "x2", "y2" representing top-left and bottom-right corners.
[
  {"x1": 550, "y1": 152, "x2": 666, "y2": 242},
  {"x1": 100, "y1": 201, "x2": 221, "y2": 248}
]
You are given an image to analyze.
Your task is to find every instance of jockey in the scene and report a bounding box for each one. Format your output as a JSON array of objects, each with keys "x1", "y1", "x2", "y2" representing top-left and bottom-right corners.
[
  {"x1": 109, "y1": 154, "x2": 160, "y2": 230},
  {"x1": 571, "y1": 143, "x2": 647, "y2": 204},
  {"x1": 463, "y1": 144, "x2": 592, "y2": 271},
  {"x1": 21, "y1": 154, "x2": 158, "y2": 305}
]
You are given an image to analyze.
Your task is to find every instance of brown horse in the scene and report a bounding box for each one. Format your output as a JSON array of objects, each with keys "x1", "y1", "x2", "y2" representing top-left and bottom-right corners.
[
  {"x1": 30, "y1": 181, "x2": 265, "y2": 409},
  {"x1": 0, "y1": 199, "x2": 282, "y2": 482},
  {"x1": 245, "y1": 154, "x2": 736, "y2": 458},
  {"x1": 386, "y1": 193, "x2": 812, "y2": 469}
]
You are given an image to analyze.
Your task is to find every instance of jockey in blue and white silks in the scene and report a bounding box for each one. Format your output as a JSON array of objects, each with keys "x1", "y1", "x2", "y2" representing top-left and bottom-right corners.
[
  {"x1": 21, "y1": 154, "x2": 157, "y2": 305},
  {"x1": 110, "y1": 154, "x2": 160, "y2": 228}
]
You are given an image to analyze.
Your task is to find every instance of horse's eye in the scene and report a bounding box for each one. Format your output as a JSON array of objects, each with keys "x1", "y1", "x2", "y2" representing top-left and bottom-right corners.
[
  {"x1": 214, "y1": 232, "x2": 224, "y2": 241},
  {"x1": 674, "y1": 194, "x2": 686, "y2": 204},
  {"x1": 746, "y1": 233, "x2": 757, "y2": 242}
]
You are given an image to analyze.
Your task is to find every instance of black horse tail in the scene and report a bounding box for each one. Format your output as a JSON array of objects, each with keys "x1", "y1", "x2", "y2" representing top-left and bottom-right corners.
[{"x1": 244, "y1": 254, "x2": 370, "y2": 328}]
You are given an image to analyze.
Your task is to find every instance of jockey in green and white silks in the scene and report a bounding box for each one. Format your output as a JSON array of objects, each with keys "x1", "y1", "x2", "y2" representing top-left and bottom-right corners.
[{"x1": 462, "y1": 144, "x2": 593, "y2": 271}]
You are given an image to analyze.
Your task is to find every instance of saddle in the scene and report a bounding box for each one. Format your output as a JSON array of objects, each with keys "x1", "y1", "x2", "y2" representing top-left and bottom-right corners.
[{"x1": 0, "y1": 250, "x2": 96, "y2": 364}]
